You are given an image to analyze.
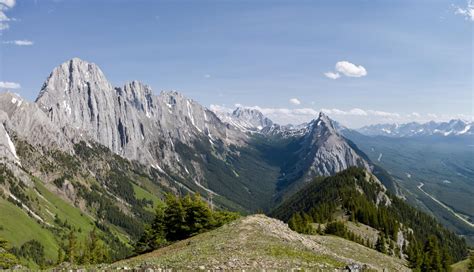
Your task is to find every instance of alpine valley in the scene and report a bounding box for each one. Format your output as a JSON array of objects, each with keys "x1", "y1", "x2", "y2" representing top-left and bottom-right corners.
[{"x1": 0, "y1": 58, "x2": 470, "y2": 270}]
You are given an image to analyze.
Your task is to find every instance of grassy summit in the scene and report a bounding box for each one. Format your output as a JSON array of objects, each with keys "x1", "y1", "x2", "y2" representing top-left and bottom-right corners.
[{"x1": 101, "y1": 214, "x2": 408, "y2": 271}]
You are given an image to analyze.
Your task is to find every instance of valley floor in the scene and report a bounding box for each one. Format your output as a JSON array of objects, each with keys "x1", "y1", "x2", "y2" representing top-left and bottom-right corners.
[
  {"x1": 93, "y1": 215, "x2": 408, "y2": 271},
  {"x1": 417, "y1": 183, "x2": 474, "y2": 228}
]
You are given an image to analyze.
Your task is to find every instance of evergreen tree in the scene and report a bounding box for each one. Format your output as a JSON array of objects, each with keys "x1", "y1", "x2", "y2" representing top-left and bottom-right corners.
[
  {"x1": 135, "y1": 202, "x2": 167, "y2": 254},
  {"x1": 407, "y1": 240, "x2": 423, "y2": 270},
  {"x1": 134, "y1": 225, "x2": 155, "y2": 254},
  {"x1": 164, "y1": 193, "x2": 188, "y2": 241},
  {"x1": 375, "y1": 233, "x2": 386, "y2": 254},
  {"x1": 288, "y1": 213, "x2": 299, "y2": 232},
  {"x1": 421, "y1": 236, "x2": 443, "y2": 272},
  {"x1": 66, "y1": 230, "x2": 77, "y2": 264},
  {"x1": 56, "y1": 248, "x2": 64, "y2": 265},
  {"x1": 84, "y1": 228, "x2": 109, "y2": 264},
  {"x1": 150, "y1": 202, "x2": 167, "y2": 247},
  {"x1": 184, "y1": 193, "x2": 213, "y2": 236}
]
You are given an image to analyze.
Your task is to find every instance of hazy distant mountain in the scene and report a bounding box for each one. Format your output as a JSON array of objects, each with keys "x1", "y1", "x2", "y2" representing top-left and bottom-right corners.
[
  {"x1": 357, "y1": 119, "x2": 473, "y2": 137},
  {"x1": 213, "y1": 107, "x2": 273, "y2": 132}
]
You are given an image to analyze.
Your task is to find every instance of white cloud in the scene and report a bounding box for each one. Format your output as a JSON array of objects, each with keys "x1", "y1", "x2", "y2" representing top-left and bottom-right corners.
[
  {"x1": 335, "y1": 61, "x2": 367, "y2": 77},
  {"x1": 3, "y1": 40, "x2": 34, "y2": 46},
  {"x1": 289, "y1": 98, "x2": 301, "y2": 105},
  {"x1": 204, "y1": 74, "x2": 211, "y2": 78},
  {"x1": 0, "y1": 0, "x2": 16, "y2": 9},
  {"x1": 0, "y1": 0, "x2": 15, "y2": 31},
  {"x1": 455, "y1": 1, "x2": 474, "y2": 21},
  {"x1": 324, "y1": 60, "x2": 367, "y2": 79},
  {"x1": 324, "y1": 71, "x2": 341, "y2": 80},
  {"x1": 0, "y1": 81, "x2": 20, "y2": 89}
]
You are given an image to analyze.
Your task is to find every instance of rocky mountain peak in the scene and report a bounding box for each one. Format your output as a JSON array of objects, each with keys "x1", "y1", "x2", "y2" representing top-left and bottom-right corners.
[
  {"x1": 212, "y1": 106, "x2": 273, "y2": 132},
  {"x1": 231, "y1": 107, "x2": 273, "y2": 129},
  {"x1": 308, "y1": 111, "x2": 338, "y2": 136},
  {"x1": 116, "y1": 81, "x2": 155, "y2": 115},
  {"x1": 298, "y1": 113, "x2": 370, "y2": 178},
  {"x1": 36, "y1": 58, "x2": 112, "y2": 103}
]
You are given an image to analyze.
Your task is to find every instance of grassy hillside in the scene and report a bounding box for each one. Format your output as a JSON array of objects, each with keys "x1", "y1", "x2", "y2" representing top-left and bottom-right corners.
[
  {"x1": 0, "y1": 139, "x2": 176, "y2": 267},
  {"x1": 0, "y1": 198, "x2": 59, "y2": 260},
  {"x1": 97, "y1": 215, "x2": 409, "y2": 271}
]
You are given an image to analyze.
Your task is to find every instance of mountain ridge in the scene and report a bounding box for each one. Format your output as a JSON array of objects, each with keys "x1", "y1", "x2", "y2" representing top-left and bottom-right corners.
[{"x1": 357, "y1": 119, "x2": 473, "y2": 137}]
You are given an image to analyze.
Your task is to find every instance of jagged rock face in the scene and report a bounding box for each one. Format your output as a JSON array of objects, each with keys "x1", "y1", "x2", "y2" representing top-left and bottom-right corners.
[
  {"x1": 36, "y1": 58, "x2": 126, "y2": 155},
  {"x1": 0, "y1": 92, "x2": 73, "y2": 152},
  {"x1": 0, "y1": 120, "x2": 20, "y2": 165},
  {"x1": 299, "y1": 112, "x2": 370, "y2": 178},
  {"x1": 35, "y1": 58, "x2": 246, "y2": 168}
]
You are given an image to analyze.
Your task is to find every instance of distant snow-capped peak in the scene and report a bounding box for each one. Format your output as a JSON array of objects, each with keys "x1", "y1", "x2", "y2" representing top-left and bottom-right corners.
[{"x1": 357, "y1": 119, "x2": 473, "y2": 137}]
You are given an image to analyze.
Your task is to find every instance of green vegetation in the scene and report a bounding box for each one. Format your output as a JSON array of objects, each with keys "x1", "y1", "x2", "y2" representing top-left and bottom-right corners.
[
  {"x1": 174, "y1": 135, "x2": 281, "y2": 212},
  {"x1": 0, "y1": 140, "x2": 174, "y2": 268},
  {"x1": 0, "y1": 198, "x2": 59, "y2": 260},
  {"x1": 0, "y1": 237, "x2": 18, "y2": 269},
  {"x1": 135, "y1": 193, "x2": 240, "y2": 254},
  {"x1": 11, "y1": 240, "x2": 46, "y2": 268},
  {"x1": 62, "y1": 229, "x2": 109, "y2": 265},
  {"x1": 271, "y1": 167, "x2": 468, "y2": 270}
]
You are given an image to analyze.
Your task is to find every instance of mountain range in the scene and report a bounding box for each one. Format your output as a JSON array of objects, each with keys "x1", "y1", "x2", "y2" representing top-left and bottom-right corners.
[
  {"x1": 0, "y1": 58, "x2": 470, "y2": 269},
  {"x1": 357, "y1": 119, "x2": 473, "y2": 137}
]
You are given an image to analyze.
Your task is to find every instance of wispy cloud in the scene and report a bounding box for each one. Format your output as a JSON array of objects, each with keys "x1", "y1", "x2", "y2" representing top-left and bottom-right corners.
[
  {"x1": 0, "y1": 81, "x2": 21, "y2": 89},
  {"x1": 324, "y1": 61, "x2": 367, "y2": 79},
  {"x1": 324, "y1": 71, "x2": 340, "y2": 80},
  {"x1": 3, "y1": 40, "x2": 34, "y2": 46},
  {"x1": 0, "y1": 0, "x2": 16, "y2": 31},
  {"x1": 289, "y1": 98, "x2": 301, "y2": 105},
  {"x1": 454, "y1": 0, "x2": 474, "y2": 21},
  {"x1": 204, "y1": 74, "x2": 211, "y2": 78}
]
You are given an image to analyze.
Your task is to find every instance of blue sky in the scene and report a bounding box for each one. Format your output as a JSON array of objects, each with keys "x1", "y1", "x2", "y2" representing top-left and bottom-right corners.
[{"x1": 0, "y1": 0, "x2": 472, "y2": 127}]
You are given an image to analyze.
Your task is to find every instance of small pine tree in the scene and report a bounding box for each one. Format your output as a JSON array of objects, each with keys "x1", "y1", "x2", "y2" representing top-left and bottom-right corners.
[
  {"x1": 148, "y1": 202, "x2": 167, "y2": 249},
  {"x1": 66, "y1": 230, "x2": 77, "y2": 264},
  {"x1": 375, "y1": 233, "x2": 387, "y2": 254},
  {"x1": 56, "y1": 247, "x2": 64, "y2": 265}
]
